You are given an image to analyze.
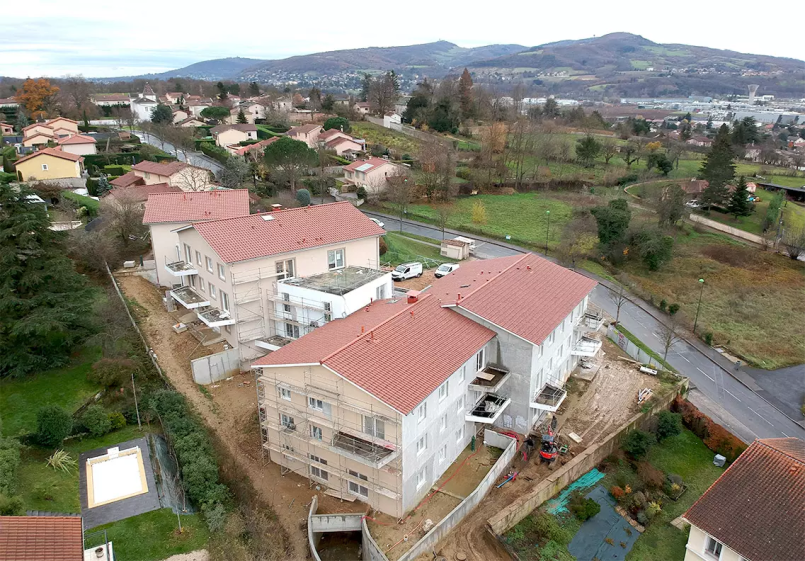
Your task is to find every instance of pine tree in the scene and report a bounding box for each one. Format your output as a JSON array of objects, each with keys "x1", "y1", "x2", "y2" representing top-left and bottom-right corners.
[
  {"x1": 96, "y1": 175, "x2": 111, "y2": 197},
  {"x1": 699, "y1": 124, "x2": 735, "y2": 210},
  {"x1": 458, "y1": 68, "x2": 474, "y2": 120},
  {"x1": 0, "y1": 184, "x2": 96, "y2": 377},
  {"x1": 727, "y1": 176, "x2": 753, "y2": 218},
  {"x1": 249, "y1": 82, "x2": 260, "y2": 97},
  {"x1": 236, "y1": 109, "x2": 248, "y2": 124}
]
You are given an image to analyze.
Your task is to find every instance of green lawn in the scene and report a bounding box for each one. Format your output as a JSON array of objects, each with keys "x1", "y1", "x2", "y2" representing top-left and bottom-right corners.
[
  {"x1": 395, "y1": 231, "x2": 443, "y2": 245},
  {"x1": 350, "y1": 121, "x2": 420, "y2": 155},
  {"x1": 612, "y1": 325, "x2": 676, "y2": 373},
  {"x1": 62, "y1": 191, "x2": 99, "y2": 214},
  {"x1": 383, "y1": 232, "x2": 445, "y2": 267},
  {"x1": 92, "y1": 508, "x2": 210, "y2": 560},
  {"x1": 0, "y1": 346, "x2": 102, "y2": 437}
]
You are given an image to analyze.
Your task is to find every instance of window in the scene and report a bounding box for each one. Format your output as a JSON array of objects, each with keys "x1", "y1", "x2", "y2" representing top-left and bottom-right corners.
[
  {"x1": 438, "y1": 381, "x2": 449, "y2": 401},
  {"x1": 310, "y1": 465, "x2": 329, "y2": 481},
  {"x1": 206, "y1": 256, "x2": 213, "y2": 273},
  {"x1": 144, "y1": 172, "x2": 150, "y2": 179},
  {"x1": 285, "y1": 323, "x2": 300, "y2": 339},
  {"x1": 195, "y1": 251, "x2": 202, "y2": 266},
  {"x1": 548, "y1": 330, "x2": 555, "y2": 345},
  {"x1": 189, "y1": 275, "x2": 196, "y2": 288},
  {"x1": 417, "y1": 403, "x2": 427, "y2": 423},
  {"x1": 276, "y1": 259, "x2": 295, "y2": 279},
  {"x1": 199, "y1": 278, "x2": 205, "y2": 292},
  {"x1": 209, "y1": 283, "x2": 216, "y2": 299},
  {"x1": 217, "y1": 263, "x2": 225, "y2": 280},
  {"x1": 705, "y1": 536, "x2": 723, "y2": 559},
  {"x1": 282, "y1": 293, "x2": 291, "y2": 313},
  {"x1": 308, "y1": 397, "x2": 324, "y2": 411},
  {"x1": 440, "y1": 414, "x2": 447, "y2": 433},
  {"x1": 376, "y1": 284, "x2": 386, "y2": 301},
  {"x1": 459, "y1": 365, "x2": 466, "y2": 383},
  {"x1": 279, "y1": 387, "x2": 291, "y2": 401},
  {"x1": 456, "y1": 396, "x2": 464, "y2": 414},
  {"x1": 309, "y1": 454, "x2": 328, "y2": 466},
  {"x1": 416, "y1": 467, "x2": 426, "y2": 489},
  {"x1": 438, "y1": 444, "x2": 447, "y2": 464},
  {"x1": 456, "y1": 426, "x2": 464, "y2": 443},
  {"x1": 539, "y1": 344, "x2": 544, "y2": 358},
  {"x1": 323, "y1": 302, "x2": 332, "y2": 322},
  {"x1": 41, "y1": 163, "x2": 49, "y2": 171},
  {"x1": 280, "y1": 414, "x2": 295, "y2": 430},
  {"x1": 327, "y1": 248, "x2": 345, "y2": 270},
  {"x1": 184, "y1": 244, "x2": 192, "y2": 263},
  {"x1": 220, "y1": 291, "x2": 229, "y2": 312},
  {"x1": 363, "y1": 416, "x2": 385, "y2": 440},
  {"x1": 416, "y1": 435, "x2": 427, "y2": 455},
  {"x1": 310, "y1": 425, "x2": 323, "y2": 441},
  {"x1": 475, "y1": 348, "x2": 486, "y2": 372},
  {"x1": 348, "y1": 470, "x2": 369, "y2": 497}
]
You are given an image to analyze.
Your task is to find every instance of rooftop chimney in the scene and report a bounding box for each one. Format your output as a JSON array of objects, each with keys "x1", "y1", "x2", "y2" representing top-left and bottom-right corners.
[{"x1": 407, "y1": 290, "x2": 420, "y2": 304}]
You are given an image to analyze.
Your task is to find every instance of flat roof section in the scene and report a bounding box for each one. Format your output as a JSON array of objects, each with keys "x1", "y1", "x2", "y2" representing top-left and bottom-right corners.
[
  {"x1": 87, "y1": 447, "x2": 148, "y2": 507},
  {"x1": 281, "y1": 266, "x2": 387, "y2": 296}
]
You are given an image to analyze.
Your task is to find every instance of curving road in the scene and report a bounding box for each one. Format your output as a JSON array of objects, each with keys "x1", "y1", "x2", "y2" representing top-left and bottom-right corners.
[
  {"x1": 131, "y1": 131, "x2": 224, "y2": 175},
  {"x1": 365, "y1": 210, "x2": 805, "y2": 444}
]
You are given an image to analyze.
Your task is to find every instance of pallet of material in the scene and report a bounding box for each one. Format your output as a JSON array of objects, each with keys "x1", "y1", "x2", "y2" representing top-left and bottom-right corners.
[{"x1": 324, "y1": 489, "x2": 356, "y2": 501}]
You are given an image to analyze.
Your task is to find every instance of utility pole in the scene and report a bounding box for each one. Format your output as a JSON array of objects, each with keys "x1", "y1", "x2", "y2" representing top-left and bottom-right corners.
[
  {"x1": 693, "y1": 278, "x2": 705, "y2": 335},
  {"x1": 544, "y1": 210, "x2": 551, "y2": 255}
]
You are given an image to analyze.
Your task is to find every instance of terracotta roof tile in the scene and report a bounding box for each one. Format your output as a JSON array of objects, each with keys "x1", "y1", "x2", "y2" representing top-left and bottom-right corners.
[
  {"x1": 143, "y1": 189, "x2": 250, "y2": 224},
  {"x1": 192, "y1": 201, "x2": 384, "y2": 263},
  {"x1": 343, "y1": 158, "x2": 393, "y2": 172},
  {"x1": 0, "y1": 516, "x2": 83, "y2": 561},
  {"x1": 107, "y1": 183, "x2": 182, "y2": 202},
  {"x1": 110, "y1": 171, "x2": 145, "y2": 188},
  {"x1": 15, "y1": 147, "x2": 83, "y2": 165},
  {"x1": 211, "y1": 124, "x2": 257, "y2": 134},
  {"x1": 132, "y1": 160, "x2": 189, "y2": 176},
  {"x1": 288, "y1": 124, "x2": 321, "y2": 136},
  {"x1": 684, "y1": 438, "x2": 805, "y2": 561},
  {"x1": 57, "y1": 134, "x2": 96, "y2": 145},
  {"x1": 232, "y1": 137, "x2": 279, "y2": 156}
]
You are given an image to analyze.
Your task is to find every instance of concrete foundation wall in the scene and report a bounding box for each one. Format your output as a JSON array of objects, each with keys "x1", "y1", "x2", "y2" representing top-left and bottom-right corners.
[
  {"x1": 362, "y1": 518, "x2": 388, "y2": 561},
  {"x1": 191, "y1": 348, "x2": 241, "y2": 384},
  {"x1": 689, "y1": 214, "x2": 765, "y2": 245}
]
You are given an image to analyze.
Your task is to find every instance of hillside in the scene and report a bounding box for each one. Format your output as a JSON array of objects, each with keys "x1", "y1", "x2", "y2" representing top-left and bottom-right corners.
[
  {"x1": 465, "y1": 33, "x2": 805, "y2": 98},
  {"x1": 120, "y1": 57, "x2": 267, "y2": 82}
]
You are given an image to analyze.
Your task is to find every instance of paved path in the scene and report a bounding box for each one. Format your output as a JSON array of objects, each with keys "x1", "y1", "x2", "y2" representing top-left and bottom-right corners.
[
  {"x1": 131, "y1": 131, "x2": 224, "y2": 175},
  {"x1": 364, "y1": 210, "x2": 805, "y2": 444}
]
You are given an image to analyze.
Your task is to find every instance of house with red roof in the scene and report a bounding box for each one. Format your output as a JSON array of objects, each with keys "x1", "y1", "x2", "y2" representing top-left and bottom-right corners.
[
  {"x1": 682, "y1": 437, "x2": 805, "y2": 561},
  {"x1": 167, "y1": 201, "x2": 386, "y2": 365},
  {"x1": 13, "y1": 148, "x2": 84, "y2": 181},
  {"x1": 57, "y1": 134, "x2": 97, "y2": 156},
  {"x1": 287, "y1": 124, "x2": 322, "y2": 148},
  {"x1": 318, "y1": 129, "x2": 365, "y2": 158},
  {"x1": 131, "y1": 160, "x2": 214, "y2": 192},
  {"x1": 343, "y1": 158, "x2": 408, "y2": 195},
  {"x1": 251, "y1": 253, "x2": 600, "y2": 517},
  {"x1": 0, "y1": 515, "x2": 84, "y2": 561}
]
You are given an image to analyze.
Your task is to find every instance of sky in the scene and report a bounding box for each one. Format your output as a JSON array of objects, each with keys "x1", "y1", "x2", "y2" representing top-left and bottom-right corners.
[{"x1": 3, "y1": 0, "x2": 805, "y2": 78}]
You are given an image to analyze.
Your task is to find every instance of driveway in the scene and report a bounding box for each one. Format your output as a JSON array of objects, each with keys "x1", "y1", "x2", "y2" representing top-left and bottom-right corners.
[{"x1": 364, "y1": 209, "x2": 805, "y2": 443}]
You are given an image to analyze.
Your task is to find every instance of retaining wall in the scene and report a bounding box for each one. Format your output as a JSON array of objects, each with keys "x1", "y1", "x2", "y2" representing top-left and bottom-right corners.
[
  {"x1": 689, "y1": 213, "x2": 766, "y2": 245},
  {"x1": 362, "y1": 517, "x2": 388, "y2": 561},
  {"x1": 607, "y1": 324, "x2": 662, "y2": 368},
  {"x1": 486, "y1": 383, "x2": 686, "y2": 535}
]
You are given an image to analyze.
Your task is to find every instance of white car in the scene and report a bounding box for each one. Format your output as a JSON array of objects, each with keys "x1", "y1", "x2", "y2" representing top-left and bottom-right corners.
[
  {"x1": 391, "y1": 262, "x2": 423, "y2": 281},
  {"x1": 369, "y1": 217, "x2": 385, "y2": 229},
  {"x1": 434, "y1": 263, "x2": 460, "y2": 278},
  {"x1": 685, "y1": 200, "x2": 701, "y2": 208}
]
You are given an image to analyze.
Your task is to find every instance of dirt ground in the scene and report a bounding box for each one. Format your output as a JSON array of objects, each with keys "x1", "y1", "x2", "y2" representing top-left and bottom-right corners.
[
  {"x1": 392, "y1": 270, "x2": 436, "y2": 291},
  {"x1": 117, "y1": 275, "x2": 366, "y2": 560}
]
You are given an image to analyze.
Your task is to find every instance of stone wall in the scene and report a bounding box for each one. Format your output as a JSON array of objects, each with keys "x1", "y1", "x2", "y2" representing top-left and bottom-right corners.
[{"x1": 688, "y1": 214, "x2": 766, "y2": 245}]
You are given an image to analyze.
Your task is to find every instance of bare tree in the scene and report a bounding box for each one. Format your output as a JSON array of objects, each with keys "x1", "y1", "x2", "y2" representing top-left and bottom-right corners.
[
  {"x1": 60, "y1": 75, "x2": 94, "y2": 119},
  {"x1": 610, "y1": 284, "x2": 628, "y2": 323},
  {"x1": 162, "y1": 125, "x2": 196, "y2": 162},
  {"x1": 601, "y1": 138, "x2": 618, "y2": 165},
  {"x1": 101, "y1": 191, "x2": 146, "y2": 246},
  {"x1": 780, "y1": 227, "x2": 805, "y2": 260},
  {"x1": 436, "y1": 204, "x2": 454, "y2": 240},
  {"x1": 658, "y1": 319, "x2": 682, "y2": 361},
  {"x1": 381, "y1": 167, "x2": 413, "y2": 232},
  {"x1": 217, "y1": 157, "x2": 250, "y2": 189},
  {"x1": 174, "y1": 166, "x2": 214, "y2": 192},
  {"x1": 508, "y1": 118, "x2": 537, "y2": 188}
]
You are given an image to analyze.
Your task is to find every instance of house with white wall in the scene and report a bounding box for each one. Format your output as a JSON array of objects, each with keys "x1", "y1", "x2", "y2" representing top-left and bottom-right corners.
[
  {"x1": 250, "y1": 254, "x2": 601, "y2": 517},
  {"x1": 287, "y1": 124, "x2": 322, "y2": 148},
  {"x1": 131, "y1": 160, "x2": 214, "y2": 192},
  {"x1": 211, "y1": 124, "x2": 258, "y2": 148},
  {"x1": 343, "y1": 158, "x2": 408, "y2": 195},
  {"x1": 57, "y1": 134, "x2": 97, "y2": 156},
  {"x1": 143, "y1": 190, "x2": 251, "y2": 288},
  {"x1": 166, "y1": 202, "x2": 386, "y2": 366},
  {"x1": 129, "y1": 83, "x2": 158, "y2": 122},
  {"x1": 682, "y1": 437, "x2": 804, "y2": 561}
]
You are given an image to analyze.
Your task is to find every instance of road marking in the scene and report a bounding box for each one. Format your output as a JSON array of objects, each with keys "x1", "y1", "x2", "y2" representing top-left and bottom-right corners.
[
  {"x1": 724, "y1": 389, "x2": 742, "y2": 403},
  {"x1": 696, "y1": 367, "x2": 715, "y2": 382},
  {"x1": 679, "y1": 354, "x2": 691, "y2": 363},
  {"x1": 748, "y1": 408, "x2": 774, "y2": 426},
  {"x1": 781, "y1": 431, "x2": 790, "y2": 437}
]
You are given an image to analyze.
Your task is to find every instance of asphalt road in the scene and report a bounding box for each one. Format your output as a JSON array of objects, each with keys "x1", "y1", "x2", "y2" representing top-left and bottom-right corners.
[
  {"x1": 132, "y1": 131, "x2": 224, "y2": 175},
  {"x1": 366, "y1": 210, "x2": 805, "y2": 444}
]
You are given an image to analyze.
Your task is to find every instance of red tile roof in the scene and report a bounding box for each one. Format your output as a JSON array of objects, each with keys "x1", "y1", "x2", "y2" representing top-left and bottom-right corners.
[
  {"x1": 0, "y1": 516, "x2": 83, "y2": 561},
  {"x1": 287, "y1": 124, "x2": 321, "y2": 136},
  {"x1": 684, "y1": 438, "x2": 805, "y2": 561},
  {"x1": 57, "y1": 134, "x2": 96, "y2": 145},
  {"x1": 326, "y1": 137, "x2": 360, "y2": 149},
  {"x1": 232, "y1": 137, "x2": 278, "y2": 156},
  {"x1": 110, "y1": 171, "x2": 145, "y2": 188},
  {"x1": 319, "y1": 129, "x2": 344, "y2": 141},
  {"x1": 107, "y1": 183, "x2": 182, "y2": 202},
  {"x1": 192, "y1": 201, "x2": 384, "y2": 263},
  {"x1": 343, "y1": 157, "x2": 393, "y2": 172},
  {"x1": 211, "y1": 124, "x2": 257, "y2": 134},
  {"x1": 447, "y1": 253, "x2": 596, "y2": 345},
  {"x1": 132, "y1": 160, "x2": 189, "y2": 176},
  {"x1": 15, "y1": 147, "x2": 83, "y2": 165},
  {"x1": 143, "y1": 189, "x2": 250, "y2": 224}
]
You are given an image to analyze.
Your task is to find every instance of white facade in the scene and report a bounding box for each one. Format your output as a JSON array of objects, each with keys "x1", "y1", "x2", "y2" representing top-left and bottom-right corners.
[{"x1": 684, "y1": 525, "x2": 745, "y2": 561}]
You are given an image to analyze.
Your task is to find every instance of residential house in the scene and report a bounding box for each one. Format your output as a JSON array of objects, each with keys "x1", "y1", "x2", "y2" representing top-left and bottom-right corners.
[
  {"x1": 143, "y1": 190, "x2": 251, "y2": 287},
  {"x1": 57, "y1": 134, "x2": 97, "y2": 156},
  {"x1": 13, "y1": 147, "x2": 84, "y2": 181},
  {"x1": 1, "y1": 122, "x2": 14, "y2": 135},
  {"x1": 0, "y1": 516, "x2": 84, "y2": 561},
  {"x1": 111, "y1": 171, "x2": 145, "y2": 189},
  {"x1": 176, "y1": 116, "x2": 206, "y2": 128},
  {"x1": 287, "y1": 124, "x2": 322, "y2": 148},
  {"x1": 229, "y1": 102, "x2": 266, "y2": 124},
  {"x1": 0, "y1": 97, "x2": 19, "y2": 108},
  {"x1": 104, "y1": 183, "x2": 182, "y2": 208},
  {"x1": 683, "y1": 179, "x2": 709, "y2": 198},
  {"x1": 172, "y1": 109, "x2": 189, "y2": 124},
  {"x1": 232, "y1": 136, "x2": 279, "y2": 158},
  {"x1": 383, "y1": 113, "x2": 402, "y2": 130},
  {"x1": 131, "y1": 160, "x2": 214, "y2": 192},
  {"x1": 22, "y1": 130, "x2": 57, "y2": 148},
  {"x1": 165, "y1": 202, "x2": 386, "y2": 365},
  {"x1": 687, "y1": 136, "x2": 713, "y2": 147},
  {"x1": 46, "y1": 117, "x2": 80, "y2": 136},
  {"x1": 165, "y1": 92, "x2": 185, "y2": 104},
  {"x1": 683, "y1": 437, "x2": 805, "y2": 561},
  {"x1": 92, "y1": 93, "x2": 131, "y2": 107},
  {"x1": 319, "y1": 129, "x2": 365, "y2": 157},
  {"x1": 354, "y1": 102, "x2": 371, "y2": 115},
  {"x1": 272, "y1": 97, "x2": 293, "y2": 112},
  {"x1": 343, "y1": 158, "x2": 408, "y2": 195},
  {"x1": 129, "y1": 83, "x2": 159, "y2": 122},
  {"x1": 187, "y1": 101, "x2": 211, "y2": 118},
  {"x1": 251, "y1": 254, "x2": 600, "y2": 517},
  {"x1": 211, "y1": 124, "x2": 258, "y2": 148}
]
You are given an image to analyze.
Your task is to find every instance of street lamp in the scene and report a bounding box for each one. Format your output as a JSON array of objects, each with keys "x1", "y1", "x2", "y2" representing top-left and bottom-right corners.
[
  {"x1": 545, "y1": 210, "x2": 551, "y2": 255},
  {"x1": 693, "y1": 278, "x2": 705, "y2": 335}
]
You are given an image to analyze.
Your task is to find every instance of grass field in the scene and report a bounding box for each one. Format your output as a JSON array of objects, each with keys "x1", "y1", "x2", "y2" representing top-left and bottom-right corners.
[
  {"x1": 383, "y1": 232, "x2": 445, "y2": 267},
  {"x1": 0, "y1": 346, "x2": 102, "y2": 437},
  {"x1": 62, "y1": 191, "x2": 100, "y2": 214},
  {"x1": 350, "y1": 121, "x2": 420, "y2": 155}
]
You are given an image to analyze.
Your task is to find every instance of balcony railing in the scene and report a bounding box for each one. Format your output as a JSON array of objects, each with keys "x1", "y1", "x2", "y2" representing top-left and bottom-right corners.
[
  {"x1": 170, "y1": 286, "x2": 210, "y2": 309},
  {"x1": 571, "y1": 336, "x2": 602, "y2": 357},
  {"x1": 197, "y1": 307, "x2": 236, "y2": 328},
  {"x1": 468, "y1": 365, "x2": 511, "y2": 394},
  {"x1": 530, "y1": 383, "x2": 567, "y2": 412},
  {"x1": 330, "y1": 430, "x2": 398, "y2": 469},
  {"x1": 164, "y1": 260, "x2": 198, "y2": 277},
  {"x1": 465, "y1": 393, "x2": 511, "y2": 424}
]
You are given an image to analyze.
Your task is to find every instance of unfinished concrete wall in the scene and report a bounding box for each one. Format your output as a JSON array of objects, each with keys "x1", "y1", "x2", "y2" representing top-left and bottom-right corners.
[
  {"x1": 190, "y1": 348, "x2": 240, "y2": 384},
  {"x1": 486, "y1": 383, "x2": 687, "y2": 535},
  {"x1": 395, "y1": 430, "x2": 518, "y2": 561},
  {"x1": 308, "y1": 495, "x2": 366, "y2": 560},
  {"x1": 362, "y1": 517, "x2": 387, "y2": 561}
]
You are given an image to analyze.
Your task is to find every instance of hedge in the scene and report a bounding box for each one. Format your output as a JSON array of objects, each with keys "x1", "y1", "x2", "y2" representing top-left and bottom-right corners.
[
  {"x1": 328, "y1": 154, "x2": 350, "y2": 165},
  {"x1": 78, "y1": 125, "x2": 112, "y2": 133},
  {"x1": 63, "y1": 190, "x2": 99, "y2": 216},
  {"x1": 255, "y1": 125, "x2": 277, "y2": 140},
  {"x1": 84, "y1": 153, "x2": 140, "y2": 168},
  {"x1": 103, "y1": 165, "x2": 129, "y2": 176},
  {"x1": 195, "y1": 125, "x2": 213, "y2": 135},
  {"x1": 671, "y1": 396, "x2": 747, "y2": 462},
  {"x1": 199, "y1": 142, "x2": 230, "y2": 165},
  {"x1": 0, "y1": 172, "x2": 16, "y2": 185}
]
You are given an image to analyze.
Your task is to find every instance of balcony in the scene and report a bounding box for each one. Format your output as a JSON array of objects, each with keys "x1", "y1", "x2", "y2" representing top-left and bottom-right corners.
[
  {"x1": 170, "y1": 286, "x2": 210, "y2": 309},
  {"x1": 164, "y1": 260, "x2": 198, "y2": 277},
  {"x1": 330, "y1": 429, "x2": 398, "y2": 469},
  {"x1": 468, "y1": 365, "x2": 511, "y2": 394},
  {"x1": 571, "y1": 336, "x2": 602, "y2": 357},
  {"x1": 530, "y1": 383, "x2": 567, "y2": 412},
  {"x1": 581, "y1": 308, "x2": 605, "y2": 331},
  {"x1": 465, "y1": 393, "x2": 511, "y2": 424},
  {"x1": 197, "y1": 307, "x2": 236, "y2": 328}
]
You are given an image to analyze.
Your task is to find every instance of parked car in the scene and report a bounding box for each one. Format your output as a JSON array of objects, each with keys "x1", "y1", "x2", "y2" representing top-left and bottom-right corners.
[
  {"x1": 391, "y1": 262, "x2": 423, "y2": 281},
  {"x1": 369, "y1": 217, "x2": 385, "y2": 229},
  {"x1": 434, "y1": 263, "x2": 460, "y2": 278},
  {"x1": 685, "y1": 200, "x2": 701, "y2": 208}
]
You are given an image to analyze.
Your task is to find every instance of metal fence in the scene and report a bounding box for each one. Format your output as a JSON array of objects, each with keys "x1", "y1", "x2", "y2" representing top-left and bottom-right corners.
[{"x1": 606, "y1": 324, "x2": 661, "y2": 368}]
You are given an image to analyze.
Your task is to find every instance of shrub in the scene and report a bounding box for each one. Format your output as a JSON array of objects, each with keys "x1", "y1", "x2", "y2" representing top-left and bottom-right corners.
[
  {"x1": 0, "y1": 494, "x2": 24, "y2": 516},
  {"x1": 36, "y1": 406, "x2": 73, "y2": 448},
  {"x1": 108, "y1": 412, "x2": 127, "y2": 430},
  {"x1": 656, "y1": 410, "x2": 683, "y2": 441},
  {"x1": 89, "y1": 358, "x2": 136, "y2": 388},
  {"x1": 103, "y1": 165, "x2": 128, "y2": 176},
  {"x1": 0, "y1": 438, "x2": 21, "y2": 496},
  {"x1": 46, "y1": 450, "x2": 77, "y2": 473},
  {"x1": 622, "y1": 429, "x2": 655, "y2": 460},
  {"x1": 610, "y1": 486, "x2": 625, "y2": 500},
  {"x1": 379, "y1": 236, "x2": 388, "y2": 256},
  {"x1": 471, "y1": 200, "x2": 487, "y2": 224},
  {"x1": 199, "y1": 142, "x2": 230, "y2": 165},
  {"x1": 569, "y1": 491, "x2": 601, "y2": 521},
  {"x1": 637, "y1": 461, "x2": 665, "y2": 490},
  {"x1": 456, "y1": 168, "x2": 473, "y2": 181},
  {"x1": 81, "y1": 405, "x2": 112, "y2": 437},
  {"x1": 668, "y1": 303, "x2": 680, "y2": 316},
  {"x1": 645, "y1": 501, "x2": 662, "y2": 520},
  {"x1": 636, "y1": 511, "x2": 648, "y2": 525},
  {"x1": 659, "y1": 299, "x2": 667, "y2": 312},
  {"x1": 356, "y1": 186, "x2": 367, "y2": 200},
  {"x1": 295, "y1": 188, "x2": 311, "y2": 207},
  {"x1": 672, "y1": 396, "x2": 748, "y2": 462},
  {"x1": 322, "y1": 117, "x2": 351, "y2": 133},
  {"x1": 617, "y1": 173, "x2": 640, "y2": 186},
  {"x1": 703, "y1": 332, "x2": 714, "y2": 346}
]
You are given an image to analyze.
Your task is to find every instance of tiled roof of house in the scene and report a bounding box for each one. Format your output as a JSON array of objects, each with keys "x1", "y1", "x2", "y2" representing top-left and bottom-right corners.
[
  {"x1": 0, "y1": 516, "x2": 83, "y2": 561},
  {"x1": 343, "y1": 158, "x2": 393, "y2": 172},
  {"x1": 23, "y1": 130, "x2": 56, "y2": 141},
  {"x1": 143, "y1": 189, "x2": 250, "y2": 224},
  {"x1": 684, "y1": 438, "x2": 805, "y2": 561},
  {"x1": 47, "y1": 117, "x2": 78, "y2": 126},
  {"x1": 107, "y1": 183, "x2": 182, "y2": 202},
  {"x1": 683, "y1": 179, "x2": 709, "y2": 194},
  {"x1": 110, "y1": 171, "x2": 145, "y2": 188},
  {"x1": 132, "y1": 160, "x2": 189, "y2": 176},
  {"x1": 192, "y1": 201, "x2": 384, "y2": 264},
  {"x1": 57, "y1": 134, "x2": 96, "y2": 145},
  {"x1": 232, "y1": 137, "x2": 278, "y2": 156},
  {"x1": 211, "y1": 123, "x2": 257, "y2": 134},
  {"x1": 14, "y1": 147, "x2": 83, "y2": 165},
  {"x1": 326, "y1": 137, "x2": 360, "y2": 149},
  {"x1": 93, "y1": 93, "x2": 130, "y2": 102},
  {"x1": 287, "y1": 124, "x2": 320, "y2": 136},
  {"x1": 319, "y1": 129, "x2": 345, "y2": 141}
]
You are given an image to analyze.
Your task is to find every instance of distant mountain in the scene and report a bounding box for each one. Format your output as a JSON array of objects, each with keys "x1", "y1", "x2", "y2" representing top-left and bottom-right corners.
[
  {"x1": 463, "y1": 33, "x2": 805, "y2": 98},
  {"x1": 113, "y1": 57, "x2": 267, "y2": 82}
]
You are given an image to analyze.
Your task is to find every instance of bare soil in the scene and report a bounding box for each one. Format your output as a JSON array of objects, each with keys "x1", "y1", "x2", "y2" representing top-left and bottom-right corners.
[
  {"x1": 435, "y1": 443, "x2": 498, "y2": 500},
  {"x1": 117, "y1": 275, "x2": 366, "y2": 560},
  {"x1": 393, "y1": 270, "x2": 436, "y2": 291}
]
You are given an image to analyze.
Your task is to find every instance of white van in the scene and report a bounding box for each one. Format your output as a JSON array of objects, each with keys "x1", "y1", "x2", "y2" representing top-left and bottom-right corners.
[
  {"x1": 434, "y1": 263, "x2": 460, "y2": 278},
  {"x1": 453, "y1": 236, "x2": 476, "y2": 255},
  {"x1": 391, "y1": 262, "x2": 423, "y2": 281}
]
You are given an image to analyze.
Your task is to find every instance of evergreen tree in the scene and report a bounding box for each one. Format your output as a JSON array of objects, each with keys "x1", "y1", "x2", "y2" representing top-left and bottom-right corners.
[
  {"x1": 699, "y1": 124, "x2": 735, "y2": 210},
  {"x1": 403, "y1": 80, "x2": 432, "y2": 124},
  {"x1": 727, "y1": 176, "x2": 753, "y2": 218},
  {"x1": 0, "y1": 184, "x2": 96, "y2": 377},
  {"x1": 321, "y1": 94, "x2": 335, "y2": 112},
  {"x1": 248, "y1": 82, "x2": 260, "y2": 97},
  {"x1": 216, "y1": 82, "x2": 228, "y2": 100},
  {"x1": 591, "y1": 199, "x2": 632, "y2": 261},
  {"x1": 360, "y1": 73, "x2": 372, "y2": 102},
  {"x1": 236, "y1": 109, "x2": 248, "y2": 124},
  {"x1": 15, "y1": 110, "x2": 28, "y2": 130},
  {"x1": 458, "y1": 68, "x2": 474, "y2": 120},
  {"x1": 575, "y1": 135, "x2": 601, "y2": 167},
  {"x1": 150, "y1": 103, "x2": 173, "y2": 124},
  {"x1": 96, "y1": 175, "x2": 111, "y2": 197}
]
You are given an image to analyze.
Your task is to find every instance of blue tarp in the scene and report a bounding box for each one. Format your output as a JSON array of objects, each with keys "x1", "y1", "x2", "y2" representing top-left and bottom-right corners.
[
  {"x1": 545, "y1": 468, "x2": 606, "y2": 514},
  {"x1": 567, "y1": 486, "x2": 641, "y2": 561}
]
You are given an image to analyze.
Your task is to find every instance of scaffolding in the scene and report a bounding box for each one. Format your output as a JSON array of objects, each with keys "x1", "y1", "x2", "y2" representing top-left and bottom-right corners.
[
  {"x1": 231, "y1": 266, "x2": 285, "y2": 365},
  {"x1": 255, "y1": 365, "x2": 404, "y2": 516}
]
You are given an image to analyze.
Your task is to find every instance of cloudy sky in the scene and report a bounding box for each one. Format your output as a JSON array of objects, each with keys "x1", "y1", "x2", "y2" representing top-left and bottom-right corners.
[{"x1": 3, "y1": 0, "x2": 804, "y2": 78}]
